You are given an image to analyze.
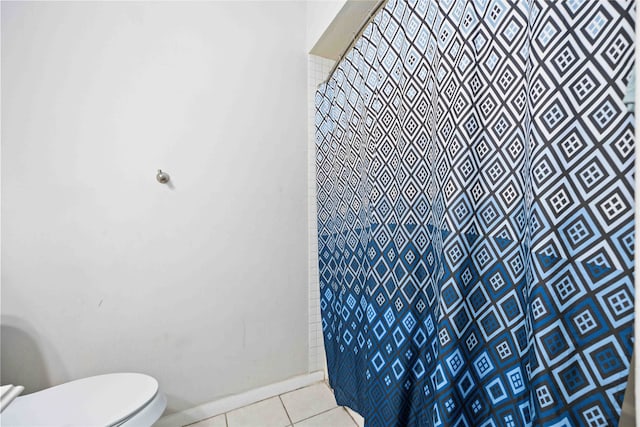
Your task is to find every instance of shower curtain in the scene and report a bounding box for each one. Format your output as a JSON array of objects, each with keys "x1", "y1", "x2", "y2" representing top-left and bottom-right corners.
[{"x1": 315, "y1": 0, "x2": 635, "y2": 426}]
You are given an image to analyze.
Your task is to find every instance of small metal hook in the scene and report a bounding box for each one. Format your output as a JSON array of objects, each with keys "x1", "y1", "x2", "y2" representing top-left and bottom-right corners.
[{"x1": 156, "y1": 169, "x2": 170, "y2": 184}]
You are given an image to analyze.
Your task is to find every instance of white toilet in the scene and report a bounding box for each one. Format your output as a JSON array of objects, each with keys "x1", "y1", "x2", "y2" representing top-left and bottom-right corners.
[{"x1": 0, "y1": 373, "x2": 166, "y2": 426}]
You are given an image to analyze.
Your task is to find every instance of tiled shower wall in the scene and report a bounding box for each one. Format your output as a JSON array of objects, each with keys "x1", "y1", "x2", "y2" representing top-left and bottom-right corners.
[{"x1": 308, "y1": 55, "x2": 335, "y2": 373}]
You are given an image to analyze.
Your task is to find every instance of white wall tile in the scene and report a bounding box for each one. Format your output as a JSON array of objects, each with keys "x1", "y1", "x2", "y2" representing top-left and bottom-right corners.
[{"x1": 307, "y1": 55, "x2": 335, "y2": 374}]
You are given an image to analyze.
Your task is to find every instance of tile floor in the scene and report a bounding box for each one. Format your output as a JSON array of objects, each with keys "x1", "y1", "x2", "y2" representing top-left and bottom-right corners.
[{"x1": 185, "y1": 382, "x2": 364, "y2": 427}]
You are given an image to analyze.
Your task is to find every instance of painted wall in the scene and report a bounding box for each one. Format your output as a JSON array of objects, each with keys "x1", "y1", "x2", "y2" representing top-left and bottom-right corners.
[{"x1": 1, "y1": 1, "x2": 308, "y2": 414}]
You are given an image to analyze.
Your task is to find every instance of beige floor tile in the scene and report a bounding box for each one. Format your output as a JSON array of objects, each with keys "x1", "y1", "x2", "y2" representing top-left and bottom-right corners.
[
  {"x1": 293, "y1": 408, "x2": 356, "y2": 427},
  {"x1": 185, "y1": 414, "x2": 227, "y2": 427},
  {"x1": 280, "y1": 383, "x2": 337, "y2": 423},
  {"x1": 345, "y1": 407, "x2": 364, "y2": 427},
  {"x1": 226, "y1": 397, "x2": 290, "y2": 427}
]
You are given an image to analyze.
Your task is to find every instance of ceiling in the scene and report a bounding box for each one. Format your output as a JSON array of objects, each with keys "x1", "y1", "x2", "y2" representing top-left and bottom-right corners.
[{"x1": 310, "y1": 0, "x2": 383, "y2": 61}]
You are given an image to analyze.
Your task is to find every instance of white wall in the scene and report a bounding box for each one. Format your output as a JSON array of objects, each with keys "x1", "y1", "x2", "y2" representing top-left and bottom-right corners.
[{"x1": 1, "y1": 1, "x2": 308, "y2": 415}]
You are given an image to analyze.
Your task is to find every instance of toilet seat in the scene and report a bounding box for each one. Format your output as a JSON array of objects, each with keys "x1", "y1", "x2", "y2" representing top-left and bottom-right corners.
[{"x1": 1, "y1": 373, "x2": 165, "y2": 427}]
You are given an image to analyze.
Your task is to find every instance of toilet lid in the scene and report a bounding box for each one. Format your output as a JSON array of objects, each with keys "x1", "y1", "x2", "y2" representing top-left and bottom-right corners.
[{"x1": 1, "y1": 373, "x2": 159, "y2": 426}]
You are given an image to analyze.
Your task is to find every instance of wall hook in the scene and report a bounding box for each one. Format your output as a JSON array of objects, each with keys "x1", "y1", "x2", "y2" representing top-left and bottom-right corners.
[{"x1": 156, "y1": 169, "x2": 170, "y2": 184}]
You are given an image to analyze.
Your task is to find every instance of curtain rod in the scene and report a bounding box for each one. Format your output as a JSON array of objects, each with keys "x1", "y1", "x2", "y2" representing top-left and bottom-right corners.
[{"x1": 320, "y1": 0, "x2": 388, "y2": 86}]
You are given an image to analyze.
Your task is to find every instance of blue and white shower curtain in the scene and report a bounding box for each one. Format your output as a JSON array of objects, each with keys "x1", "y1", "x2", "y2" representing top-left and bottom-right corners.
[{"x1": 315, "y1": 0, "x2": 635, "y2": 426}]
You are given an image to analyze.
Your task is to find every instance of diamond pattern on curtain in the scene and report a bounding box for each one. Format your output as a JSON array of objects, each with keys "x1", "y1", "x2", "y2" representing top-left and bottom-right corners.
[{"x1": 314, "y1": 1, "x2": 635, "y2": 426}]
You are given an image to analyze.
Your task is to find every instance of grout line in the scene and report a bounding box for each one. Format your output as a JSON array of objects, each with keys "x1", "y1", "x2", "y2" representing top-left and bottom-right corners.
[
  {"x1": 225, "y1": 391, "x2": 300, "y2": 419},
  {"x1": 278, "y1": 382, "x2": 343, "y2": 425},
  {"x1": 292, "y1": 406, "x2": 340, "y2": 424},
  {"x1": 307, "y1": 55, "x2": 335, "y2": 374},
  {"x1": 279, "y1": 395, "x2": 294, "y2": 426},
  {"x1": 224, "y1": 413, "x2": 228, "y2": 427},
  {"x1": 344, "y1": 407, "x2": 361, "y2": 426}
]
